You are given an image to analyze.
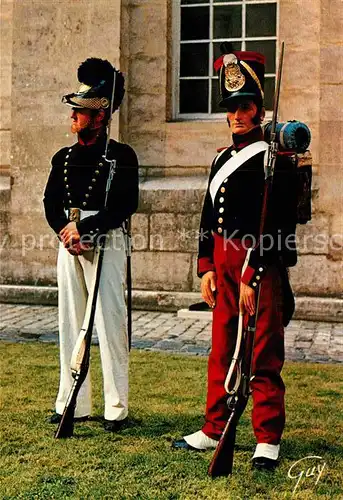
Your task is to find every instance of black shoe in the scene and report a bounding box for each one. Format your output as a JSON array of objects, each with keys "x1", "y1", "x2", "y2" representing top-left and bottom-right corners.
[
  {"x1": 171, "y1": 439, "x2": 205, "y2": 452},
  {"x1": 189, "y1": 301, "x2": 211, "y2": 311},
  {"x1": 103, "y1": 417, "x2": 128, "y2": 432},
  {"x1": 252, "y1": 457, "x2": 278, "y2": 471},
  {"x1": 49, "y1": 413, "x2": 89, "y2": 424}
]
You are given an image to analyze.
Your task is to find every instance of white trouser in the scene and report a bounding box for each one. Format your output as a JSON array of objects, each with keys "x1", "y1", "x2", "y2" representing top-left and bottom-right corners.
[{"x1": 55, "y1": 228, "x2": 128, "y2": 421}]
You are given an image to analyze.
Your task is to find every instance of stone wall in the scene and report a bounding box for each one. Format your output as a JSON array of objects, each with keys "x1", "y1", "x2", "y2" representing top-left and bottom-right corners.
[
  {"x1": 0, "y1": 0, "x2": 122, "y2": 284},
  {"x1": 0, "y1": 0, "x2": 342, "y2": 301},
  {"x1": 132, "y1": 176, "x2": 207, "y2": 295}
]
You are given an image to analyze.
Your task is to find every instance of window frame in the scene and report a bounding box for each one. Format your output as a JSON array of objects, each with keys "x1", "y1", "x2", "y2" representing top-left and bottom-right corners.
[{"x1": 172, "y1": 0, "x2": 279, "y2": 121}]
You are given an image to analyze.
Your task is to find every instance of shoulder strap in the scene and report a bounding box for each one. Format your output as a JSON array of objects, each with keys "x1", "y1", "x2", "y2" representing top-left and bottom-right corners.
[{"x1": 209, "y1": 141, "x2": 269, "y2": 204}]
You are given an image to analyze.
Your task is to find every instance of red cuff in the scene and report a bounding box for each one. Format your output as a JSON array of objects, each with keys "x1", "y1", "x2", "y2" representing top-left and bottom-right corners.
[
  {"x1": 241, "y1": 264, "x2": 267, "y2": 288},
  {"x1": 241, "y1": 265, "x2": 255, "y2": 286},
  {"x1": 197, "y1": 257, "x2": 215, "y2": 278}
]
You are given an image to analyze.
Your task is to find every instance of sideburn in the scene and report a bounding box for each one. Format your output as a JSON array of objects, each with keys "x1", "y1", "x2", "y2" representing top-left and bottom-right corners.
[{"x1": 252, "y1": 111, "x2": 262, "y2": 125}]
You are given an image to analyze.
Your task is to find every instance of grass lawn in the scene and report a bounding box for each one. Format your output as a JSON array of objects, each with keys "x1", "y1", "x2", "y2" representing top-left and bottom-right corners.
[{"x1": 0, "y1": 343, "x2": 342, "y2": 499}]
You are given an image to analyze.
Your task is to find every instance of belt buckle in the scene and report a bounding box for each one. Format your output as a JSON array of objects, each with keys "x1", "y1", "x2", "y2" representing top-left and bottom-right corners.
[{"x1": 68, "y1": 208, "x2": 80, "y2": 223}]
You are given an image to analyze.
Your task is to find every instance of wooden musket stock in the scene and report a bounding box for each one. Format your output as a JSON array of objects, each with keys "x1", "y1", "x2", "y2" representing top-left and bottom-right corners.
[
  {"x1": 55, "y1": 243, "x2": 105, "y2": 438},
  {"x1": 208, "y1": 299, "x2": 260, "y2": 477}
]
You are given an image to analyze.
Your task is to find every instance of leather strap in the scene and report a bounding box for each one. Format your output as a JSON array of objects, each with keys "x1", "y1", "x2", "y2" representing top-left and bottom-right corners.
[{"x1": 209, "y1": 141, "x2": 269, "y2": 204}]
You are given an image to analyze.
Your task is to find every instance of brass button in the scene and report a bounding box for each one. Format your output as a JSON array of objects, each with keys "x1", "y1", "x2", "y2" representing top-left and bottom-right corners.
[
  {"x1": 64, "y1": 169, "x2": 67, "y2": 174},
  {"x1": 68, "y1": 200, "x2": 72, "y2": 204},
  {"x1": 259, "y1": 267, "x2": 263, "y2": 272},
  {"x1": 218, "y1": 217, "x2": 223, "y2": 223},
  {"x1": 68, "y1": 148, "x2": 72, "y2": 153},
  {"x1": 64, "y1": 162, "x2": 68, "y2": 166},
  {"x1": 65, "y1": 155, "x2": 69, "y2": 159},
  {"x1": 92, "y1": 178, "x2": 96, "y2": 183},
  {"x1": 99, "y1": 163, "x2": 103, "y2": 167},
  {"x1": 219, "y1": 197, "x2": 224, "y2": 203},
  {"x1": 85, "y1": 194, "x2": 89, "y2": 198},
  {"x1": 231, "y1": 150, "x2": 237, "y2": 156},
  {"x1": 220, "y1": 187, "x2": 226, "y2": 193},
  {"x1": 67, "y1": 192, "x2": 71, "y2": 197},
  {"x1": 219, "y1": 207, "x2": 224, "y2": 213},
  {"x1": 82, "y1": 202, "x2": 87, "y2": 207},
  {"x1": 66, "y1": 184, "x2": 69, "y2": 188},
  {"x1": 64, "y1": 177, "x2": 68, "y2": 182},
  {"x1": 218, "y1": 227, "x2": 223, "y2": 234},
  {"x1": 88, "y1": 186, "x2": 92, "y2": 190},
  {"x1": 95, "y1": 170, "x2": 100, "y2": 175},
  {"x1": 252, "y1": 282, "x2": 257, "y2": 287},
  {"x1": 256, "y1": 276, "x2": 260, "y2": 280}
]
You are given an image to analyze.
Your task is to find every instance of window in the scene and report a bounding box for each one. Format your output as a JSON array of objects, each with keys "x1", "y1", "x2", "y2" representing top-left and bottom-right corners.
[{"x1": 173, "y1": 0, "x2": 278, "y2": 119}]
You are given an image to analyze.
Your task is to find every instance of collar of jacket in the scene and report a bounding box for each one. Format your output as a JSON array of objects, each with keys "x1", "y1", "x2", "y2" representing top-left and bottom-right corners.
[
  {"x1": 232, "y1": 126, "x2": 263, "y2": 150},
  {"x1": 77, "y1": 131, "x2": 108, "y2": 151}
]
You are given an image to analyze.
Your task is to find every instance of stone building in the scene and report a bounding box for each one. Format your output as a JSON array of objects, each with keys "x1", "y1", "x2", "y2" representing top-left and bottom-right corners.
[{"x1": 0, "y1": 0, "x2": 342, "y2": 313}]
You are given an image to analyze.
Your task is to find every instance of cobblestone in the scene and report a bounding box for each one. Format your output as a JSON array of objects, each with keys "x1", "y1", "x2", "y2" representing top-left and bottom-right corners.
[
  {"x1": 0, "y1": 303, "x2": 342, "y2": 363},
  {"x1": 295, "y1": 341, "x2": 313, "y2": 349},
  {"x1": 39, "y1": 333, "x2": 59, "y2": 343},
  {"x1": 151, "y1": 339, "x2": 185, "y2": 351},
  {"x1": 131, "y1": 339, "x2": 156, "y2": 350},
  {"x1": 180, "y1": 345, "x2": 210, "y2": 356},
  {"x1": 178, "y1": 331, "x2": 200, "y2": 342}
]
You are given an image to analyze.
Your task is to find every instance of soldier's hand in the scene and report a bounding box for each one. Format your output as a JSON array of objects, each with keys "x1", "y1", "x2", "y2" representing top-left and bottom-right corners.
[
  {"x1": 67, "y1": 242, "x2": 92, "y2": 256},
  {"x1": 201, "y1": 271, "x2": 217, "y2": 309},
  {"x1": 59, "y1": 222, "x2": 80, "y2": 247},
  {"x1": 239, "y1": 282, "x2": 256, "y2": 316}
]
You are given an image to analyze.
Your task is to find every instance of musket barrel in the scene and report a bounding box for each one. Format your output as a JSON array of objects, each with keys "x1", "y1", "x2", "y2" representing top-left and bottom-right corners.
[{"x1": 271, "y1": 41, "x2": 285, "y2": 136}]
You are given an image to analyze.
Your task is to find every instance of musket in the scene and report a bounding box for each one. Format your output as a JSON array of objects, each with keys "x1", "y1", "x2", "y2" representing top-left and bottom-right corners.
[
  {"x1": 55, "y1": 70, "x2": 118, "y2": 439},
  {"x1": 124, "y1": 216, "x2": 133, "y2": 350},
  {"x1": 208, "y1": 42, "x2": 285, "y2": 476}
]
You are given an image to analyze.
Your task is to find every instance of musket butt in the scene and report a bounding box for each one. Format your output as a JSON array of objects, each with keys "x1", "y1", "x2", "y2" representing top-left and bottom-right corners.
[{"x1": 55, "y1": 427, "x2": 74, "y2": 439}]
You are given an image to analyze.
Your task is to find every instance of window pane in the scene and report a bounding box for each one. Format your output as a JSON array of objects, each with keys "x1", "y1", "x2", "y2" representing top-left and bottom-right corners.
[
  {"x1": 180, "y1": 79, "x2": 209, "y2": 113},
  {"x1": 181, "y1": 6, "x2": 209, "y2": 40},
  {"x1": 211, "y1": 78, "x2": 223, "y2": 113},
  {"x1": 213, "y1": 6, "x2": 242, "y2": 39},
  {"x1": 264, "y1": 76, "x2": 275, "y2": 110},
  {"x1": 213, "y1": 41, "x2": 242, "y2": 63},
  {"x1": 246, "y1": 4, "x2": 276, "y2": 37},
  {"x1": 181, "y1": 43, "x2": 209, "y2": 77},
  {"x1": 246, "y1": 40, "x2": 276, "y2": 73}
]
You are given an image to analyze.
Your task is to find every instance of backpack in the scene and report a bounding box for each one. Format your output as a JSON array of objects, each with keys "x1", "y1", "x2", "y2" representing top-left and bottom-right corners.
[
  {"x1": 264, "y1": 120, "x2": 312, "y2": 225},
  {"x1": 295, "y1": 151, "x2": 312, "y2": 225}
]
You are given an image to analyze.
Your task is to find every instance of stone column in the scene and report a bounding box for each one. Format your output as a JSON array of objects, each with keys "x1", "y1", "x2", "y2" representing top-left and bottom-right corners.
[
  {"x1": 319, "y1": 0, "x2": 343, "y2": 266},
  {"x1": 0, "y1": 0, "x2": 13, "y2": 241},
  {"x1": 280, "y1": 0, "x2": 342, "y2": 296}
]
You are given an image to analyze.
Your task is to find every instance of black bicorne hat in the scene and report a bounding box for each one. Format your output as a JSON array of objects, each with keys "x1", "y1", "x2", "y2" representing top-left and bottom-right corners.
[
  {"x1": 214, "y1": 43, "x2": 265, "y2": 110},
  {"x1": 62, "y1": 57, "x2": 124, "y2": 112}
]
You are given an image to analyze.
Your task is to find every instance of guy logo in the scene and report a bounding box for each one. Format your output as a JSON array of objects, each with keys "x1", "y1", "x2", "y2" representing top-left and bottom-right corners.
[{"x1": 288, "y1": 455, "x2": 327, "y2": 495}]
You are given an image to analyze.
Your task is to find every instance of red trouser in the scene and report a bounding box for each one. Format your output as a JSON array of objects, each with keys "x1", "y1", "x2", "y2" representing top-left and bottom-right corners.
[{"x1": 202, "y1": 235, "x2": 285, "y2": 444}]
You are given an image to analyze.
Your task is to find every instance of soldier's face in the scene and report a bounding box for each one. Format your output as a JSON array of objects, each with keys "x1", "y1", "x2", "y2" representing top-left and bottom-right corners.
[
  {"x1": 70, "y1": 108, "x2": 94, "y2": 134},
  {"x1": 226, "y1": 100, "x2": 259, "y2": 135}
]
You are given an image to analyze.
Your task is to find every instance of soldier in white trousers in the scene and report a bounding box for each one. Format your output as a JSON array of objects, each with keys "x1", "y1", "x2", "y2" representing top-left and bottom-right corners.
[{"x1": 43, "y1": 58, "x2": 139, "y2": 431}]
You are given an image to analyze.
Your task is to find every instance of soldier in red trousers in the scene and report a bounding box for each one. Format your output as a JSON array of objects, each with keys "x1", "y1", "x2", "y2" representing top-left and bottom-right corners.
[{"x1": 173, "y1": 45, "x2": 298, "y2": 471}]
